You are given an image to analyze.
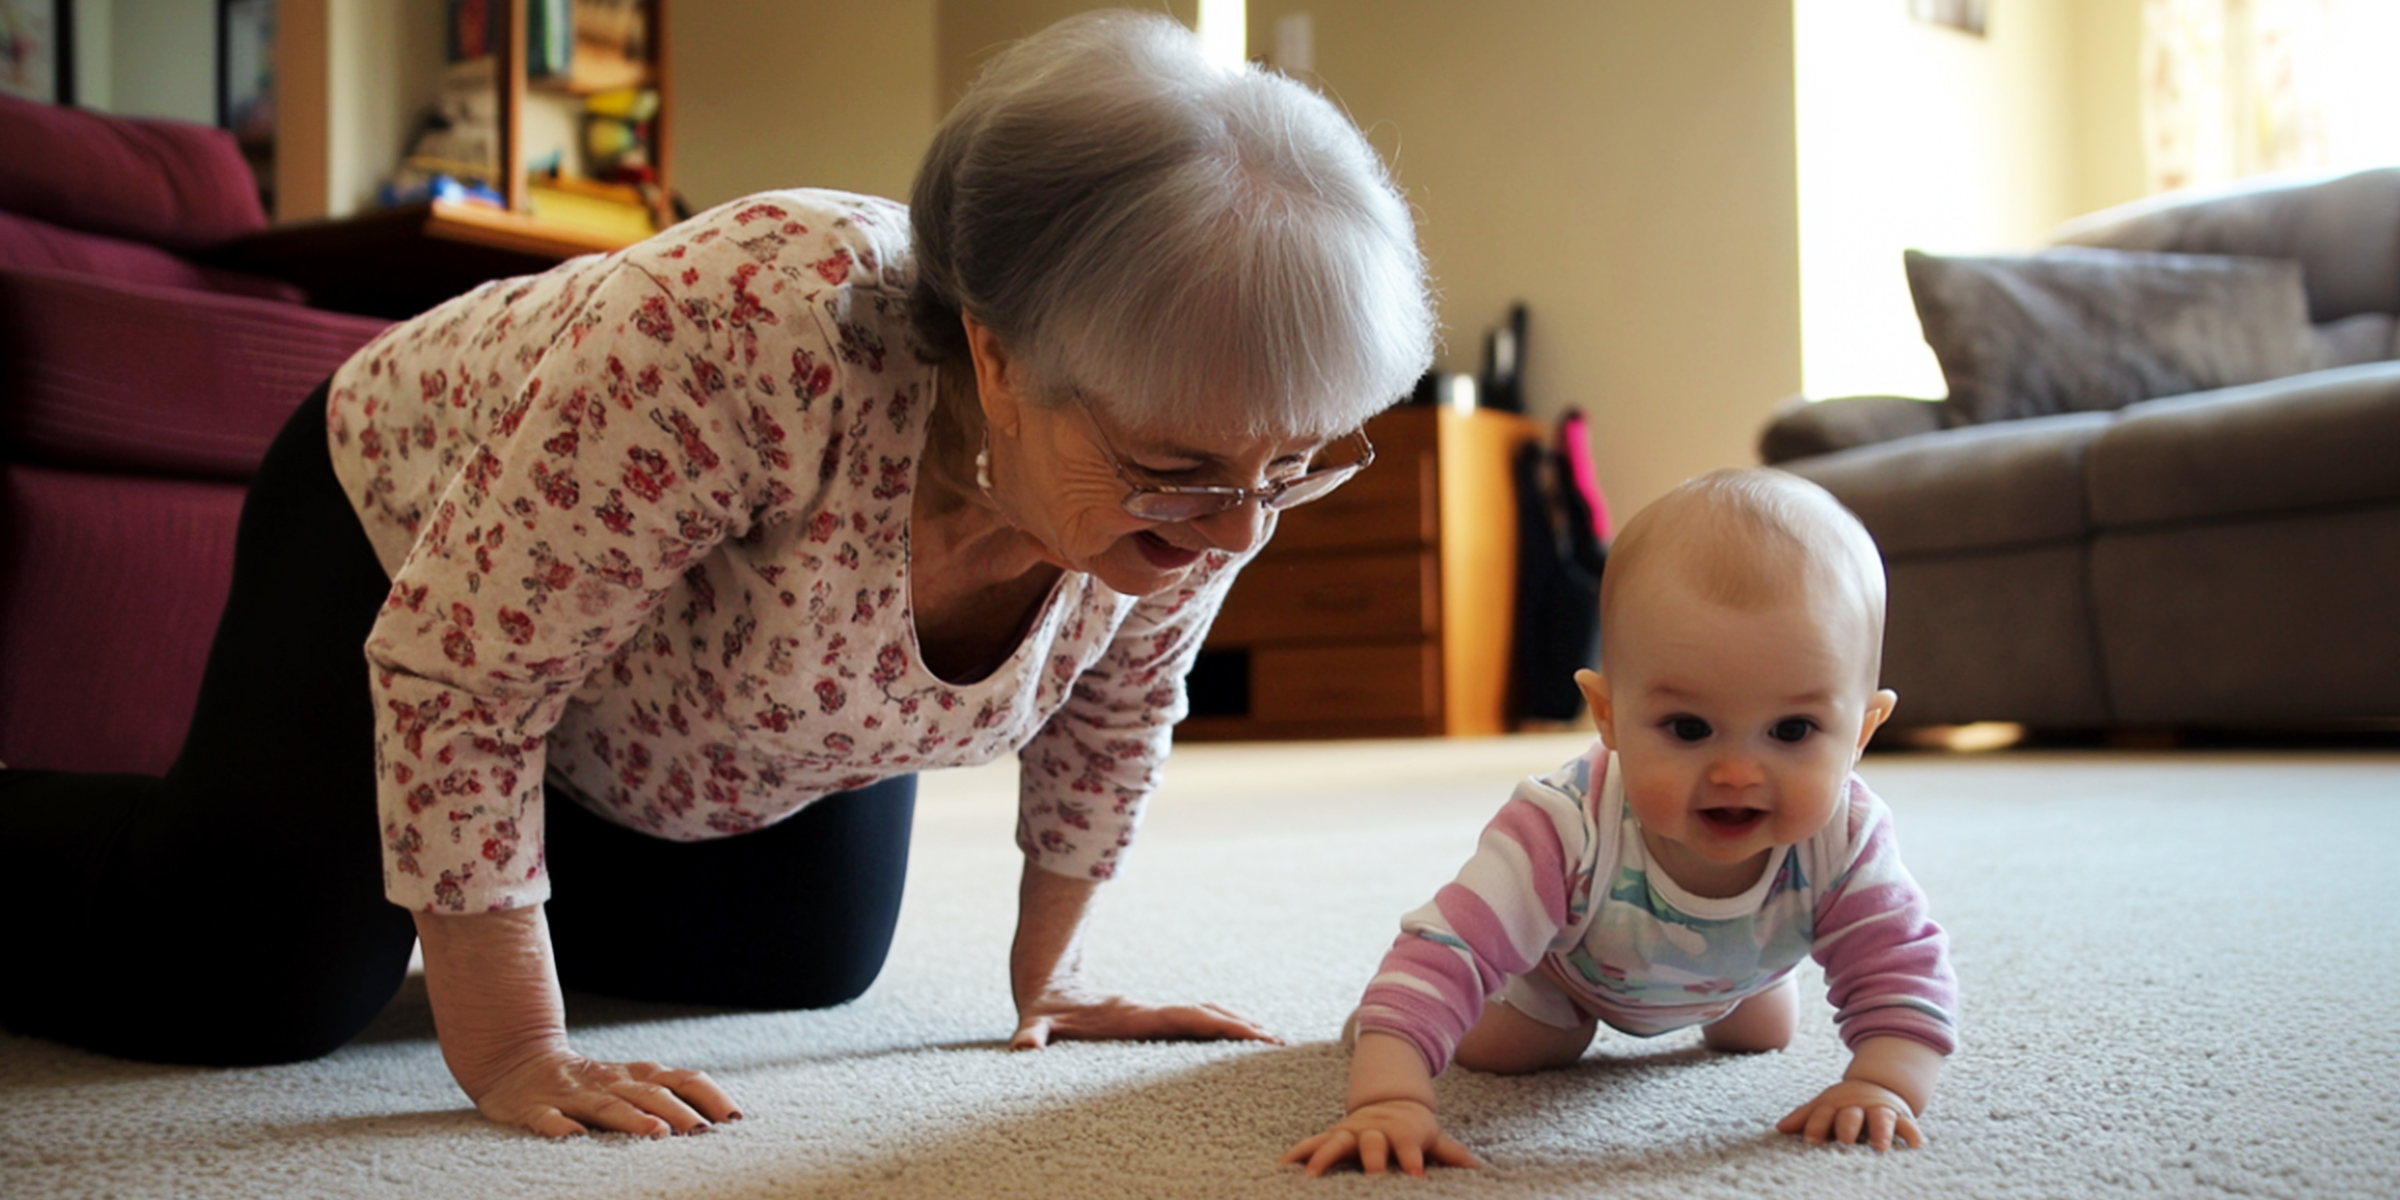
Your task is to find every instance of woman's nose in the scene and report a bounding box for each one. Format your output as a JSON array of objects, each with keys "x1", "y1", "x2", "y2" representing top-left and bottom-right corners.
[{"x1": 1193, "y1": 501, "x2": 1273, "y2": 555}]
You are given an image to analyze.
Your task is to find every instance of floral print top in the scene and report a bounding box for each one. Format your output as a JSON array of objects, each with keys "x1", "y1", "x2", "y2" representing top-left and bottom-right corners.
[{"x1": 327, "y1": 190, "x2": 1245, "y2": 914}]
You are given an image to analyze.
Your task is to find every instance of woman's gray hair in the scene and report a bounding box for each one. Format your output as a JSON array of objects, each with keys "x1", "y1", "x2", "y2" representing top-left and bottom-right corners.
[{"x1": 909, "y1": 9, "x2": 1434, "y2": 439}]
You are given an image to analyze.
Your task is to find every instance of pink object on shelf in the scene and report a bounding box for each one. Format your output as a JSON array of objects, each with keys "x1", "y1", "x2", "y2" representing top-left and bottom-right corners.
[{"x1": 1559, "y1": 408, "x2": 1612, "y2": 542}]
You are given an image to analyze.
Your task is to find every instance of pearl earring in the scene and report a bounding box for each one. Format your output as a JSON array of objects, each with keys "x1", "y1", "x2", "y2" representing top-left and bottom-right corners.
[{"x1": 975, "y1": 429, "x2": 993, "y2": 493}]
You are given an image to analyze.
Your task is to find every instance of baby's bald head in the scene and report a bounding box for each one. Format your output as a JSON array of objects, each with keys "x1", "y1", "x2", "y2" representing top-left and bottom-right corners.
[{"x1": 1600, "y1": 468, "x2": 1888, "y2": 688}]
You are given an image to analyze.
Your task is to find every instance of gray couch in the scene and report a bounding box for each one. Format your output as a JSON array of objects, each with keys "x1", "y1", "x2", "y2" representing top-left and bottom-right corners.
[{"x1": 1759, "y1": 168, "x2": 2400, "y2": 730}]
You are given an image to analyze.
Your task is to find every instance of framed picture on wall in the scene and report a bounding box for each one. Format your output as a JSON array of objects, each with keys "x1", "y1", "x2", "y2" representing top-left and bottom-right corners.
[
  {"x1": 0, "y1": 0, "x2": 72, "y2": 105},
  {"x1": 218, "y1": 0, "x2": 276, "y2": 212},
  {"x1": 218, "y1": 0, "x2": 274, "y2": 134}
]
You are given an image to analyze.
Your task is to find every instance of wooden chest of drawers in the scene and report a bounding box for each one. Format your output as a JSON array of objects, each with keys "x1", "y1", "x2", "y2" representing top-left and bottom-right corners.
[{"x1": 1178, "y1": 404, "x2": 1543, "y2": 741}]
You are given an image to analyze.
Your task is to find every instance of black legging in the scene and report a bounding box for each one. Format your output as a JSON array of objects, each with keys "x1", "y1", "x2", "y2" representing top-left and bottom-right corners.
[{"x1": 0, "y1": 384, "x2": 914, "y2": 1066}]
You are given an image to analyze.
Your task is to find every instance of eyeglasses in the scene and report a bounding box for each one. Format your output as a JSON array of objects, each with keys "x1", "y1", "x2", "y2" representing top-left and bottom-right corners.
[{"x1": 1076, "y1": 405, "x2": 1376, "y2": 523}]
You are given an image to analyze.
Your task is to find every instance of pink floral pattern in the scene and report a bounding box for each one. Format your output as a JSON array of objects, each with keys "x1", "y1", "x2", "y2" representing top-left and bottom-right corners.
[{"x1": 327, "y1": 190, "x2": 1244, "y2": 914}]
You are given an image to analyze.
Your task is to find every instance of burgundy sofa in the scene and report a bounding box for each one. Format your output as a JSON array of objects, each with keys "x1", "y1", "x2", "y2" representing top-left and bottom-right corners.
[{"x1": 0, "y1": 94, "x2": 391, "y2": 772}]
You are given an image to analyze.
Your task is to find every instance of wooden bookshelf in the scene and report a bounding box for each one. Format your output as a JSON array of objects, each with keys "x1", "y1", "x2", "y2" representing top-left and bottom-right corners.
[{"x1": 229, "y1": 1, "x2": 670, "y2": 319}]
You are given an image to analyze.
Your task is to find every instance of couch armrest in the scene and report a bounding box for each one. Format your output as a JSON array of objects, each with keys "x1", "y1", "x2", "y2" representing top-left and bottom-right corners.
[
  {"x1": 0, "y1": 267, "x2": 389, "y2": 479},
  {"x1": 1758, "y1": 394, "x2": 1946, "y2": 464},
  {"x1": 0, "y1": 92, "x2": 267, "y2": 253}
]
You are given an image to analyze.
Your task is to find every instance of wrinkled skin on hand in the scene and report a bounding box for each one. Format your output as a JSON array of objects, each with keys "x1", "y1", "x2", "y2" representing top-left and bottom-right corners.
[
  {"x1": 468, "y1": 1042, "x2": 741, "y2": 1138},
  {"x1": 1011, "y1": 982, "x2": 1278, "y2": 1050}
]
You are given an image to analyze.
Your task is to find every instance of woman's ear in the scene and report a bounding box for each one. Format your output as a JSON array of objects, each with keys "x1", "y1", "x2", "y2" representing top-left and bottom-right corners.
[
  {"x1": 961, "y1": 313, "x2": 1025, "y2": 439},
  {"x1": 1575, "y1": 669, "x2": 1617, "y2": 749}
]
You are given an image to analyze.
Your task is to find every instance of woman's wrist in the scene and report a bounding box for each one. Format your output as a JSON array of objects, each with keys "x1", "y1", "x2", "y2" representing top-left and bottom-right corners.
[
  {"x1": 411, "y1": 905, "x2": 574, "y2": 1095},
  {"x1": 1009, "y1": 860, "x2": 1099, "y2": 1009}
]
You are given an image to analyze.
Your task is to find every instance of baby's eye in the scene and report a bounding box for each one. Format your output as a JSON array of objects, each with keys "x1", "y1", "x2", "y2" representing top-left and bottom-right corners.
[
  {"x1": 1666, "y1": 717, "x2": 1712, "y2": 742},
  {"x1": 1769, "y1": 717, "x2": 1818, "y2": 743}
]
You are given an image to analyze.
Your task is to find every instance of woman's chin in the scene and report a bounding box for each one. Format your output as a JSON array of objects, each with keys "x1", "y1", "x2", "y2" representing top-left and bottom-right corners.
[{"x1": 1089, "y1": 533, "x2": 1204, "y2": 595}]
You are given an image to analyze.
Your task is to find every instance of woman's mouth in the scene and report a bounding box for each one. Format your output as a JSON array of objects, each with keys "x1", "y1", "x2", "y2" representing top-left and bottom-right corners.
[
  {"x1": 1698, "y1": 807, "x2": 1767, "y2": 837},
  {"x1": 1135, "y1": 530, "x2": 1204, "y2": 571}
]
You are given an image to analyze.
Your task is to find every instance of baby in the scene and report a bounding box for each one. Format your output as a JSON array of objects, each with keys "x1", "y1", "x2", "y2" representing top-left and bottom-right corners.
[{"x1": 1285, "y1": 467, "x2": 1957, "y2": 1177}]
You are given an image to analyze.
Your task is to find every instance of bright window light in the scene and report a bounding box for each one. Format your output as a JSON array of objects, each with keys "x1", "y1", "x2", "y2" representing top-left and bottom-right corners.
[{"x1": 1196, "y1": 0, "x2": 1247, "y2": 69}]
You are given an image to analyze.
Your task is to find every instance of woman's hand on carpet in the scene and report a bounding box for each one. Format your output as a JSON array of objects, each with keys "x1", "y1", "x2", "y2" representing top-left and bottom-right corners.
[
  {"x1": 469, "y1": 1047, "x2": 742, "y2": 1138},
  {"x1": 1280, "y1": 1100, "x2": 1480, "y2": 1177},
  {"x1": 1009, "y1": 986, "x2": 1279, "y2": 1049},
  {"x1": 1776, "y1": 1079, "x2": 1923, "y2": 1151}
]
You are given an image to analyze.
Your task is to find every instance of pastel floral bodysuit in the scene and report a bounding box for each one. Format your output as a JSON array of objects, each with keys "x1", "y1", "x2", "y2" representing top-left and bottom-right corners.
[{"x1": 327, "y1": 190, "x2": 1245, "y2": 914}]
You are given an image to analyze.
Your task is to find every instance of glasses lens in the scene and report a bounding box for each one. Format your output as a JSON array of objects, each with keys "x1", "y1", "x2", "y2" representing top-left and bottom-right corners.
[
  {"x1": 1121, "y1": 490, "x2": 1243, "y2": 522},
  {"x1": 1261, "y1": 465, "x2": 1360, "y2": 512}
]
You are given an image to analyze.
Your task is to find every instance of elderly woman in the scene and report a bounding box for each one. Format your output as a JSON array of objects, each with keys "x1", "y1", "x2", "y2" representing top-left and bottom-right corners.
[{"x1": 0, "y1": 10, "x2": 1431, "y2": 1136}]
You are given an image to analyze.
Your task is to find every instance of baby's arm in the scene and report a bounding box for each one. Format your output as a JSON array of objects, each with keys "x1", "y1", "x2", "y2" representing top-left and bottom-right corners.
[
  {"x1": 1776, "y1": 1035, "x2": 1943, "y2": 1151},
  {"x1": 1791, "y1": 783, "x2": 1959, "y2": 1150},
  {"x1": 1281, "y1": 1032, "x2": 1479, "y2": 1177}
]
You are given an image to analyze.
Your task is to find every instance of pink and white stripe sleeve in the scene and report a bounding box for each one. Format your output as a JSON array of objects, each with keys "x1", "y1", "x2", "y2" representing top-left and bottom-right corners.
[
  {"x1": 1812, "y1": 788, "x2": 1960, "y2": 1055},
  {"x1": 1352, "y1": 778, "x2": 1585, "y2": 1075}
]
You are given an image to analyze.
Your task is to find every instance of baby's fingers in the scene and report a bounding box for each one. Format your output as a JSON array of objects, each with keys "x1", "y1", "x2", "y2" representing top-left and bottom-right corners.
[
  {"x1": 1292, "y1": 1129, "x2": 1360, "y2": 1177},
  {"x1": 1887, "y1": 1109, "x2": 1925, "y2": 1150},
  {"x1": 1358, "y1": 1128, "x2": 1392, "y2": 1176},
  {"x1": 1430, "y1": 1134, "x2": 1482, "y2": 1171},
  {"x1": 1279, "y1": 1133, "x2": 1330, "y2": 1167},
  {"x1": 1833, "y1": 1105, "x2": 1867, "y2": 1146}
]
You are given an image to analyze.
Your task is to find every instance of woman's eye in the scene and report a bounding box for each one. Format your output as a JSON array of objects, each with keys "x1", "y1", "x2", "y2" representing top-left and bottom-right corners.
[
  {"x1": 1667, "y1": 717, "x2": 1712, "y2": 742},
  {"x1": 1770, "y1": 718, "x2": 1818, "y2": 743}
]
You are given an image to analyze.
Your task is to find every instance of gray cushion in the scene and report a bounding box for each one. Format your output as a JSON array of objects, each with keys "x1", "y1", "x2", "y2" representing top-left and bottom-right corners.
[
  {"x1": 1784, "y1": 411, "x2": 2114, "y2": 556},
  {"x1": 2087, "y1": 360, "x2": 2400, "y2": 529},
  {"x1": 2052, "y1": 166, "x2": 2400, "y2": 323},
  {"x1": 1906, "y1": 247, "x2": 2318, "y2": 428},
  {"x1": 2310, "y1": 312, "x2": 2398, "y2": 371},
  {"x1": 1756, "y1": 393, "x2": 1945, "y2": 464}
]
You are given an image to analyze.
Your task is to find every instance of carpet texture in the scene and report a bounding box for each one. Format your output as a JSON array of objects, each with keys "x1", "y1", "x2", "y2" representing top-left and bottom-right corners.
[{"x1": 6, "y1": 737, "x2": 2398, "y2": 1199}]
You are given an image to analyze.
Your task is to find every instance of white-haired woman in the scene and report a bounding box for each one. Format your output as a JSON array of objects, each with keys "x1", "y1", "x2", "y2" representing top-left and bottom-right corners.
[{"x1": 0, "y1": 10, "x2": 1433, "y2": 1137}]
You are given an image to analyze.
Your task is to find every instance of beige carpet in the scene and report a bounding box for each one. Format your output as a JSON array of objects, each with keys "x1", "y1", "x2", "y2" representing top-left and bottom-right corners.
[{"x1": 7, "y1": 736, "x2": 2399, "y2": 1199}]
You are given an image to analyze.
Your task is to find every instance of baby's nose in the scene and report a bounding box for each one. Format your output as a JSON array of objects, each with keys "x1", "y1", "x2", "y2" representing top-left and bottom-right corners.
[{"x1": 1708, "y1": 756, "x2": 1766, "y2": 789}]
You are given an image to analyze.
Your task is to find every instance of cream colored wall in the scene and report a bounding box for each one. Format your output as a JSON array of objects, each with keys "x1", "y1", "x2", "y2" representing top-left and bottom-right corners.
[
  {"x1": 1794, "y1": 0, "x2": 2147, "y2": 400},
  {"x1": 326, "y1": 0, "x2": 447, "y2": 218},
  {"x1": 938, "y1": 0, "x2": 1198, "y2": 107},
  {"x1": 2070, "y1": 0, "x2": 2148, "y2": 216},
  {"x1": 670, "y1": 0, "x2": 939, "y2": 210},
  {"x1": 1248, "y1": 0, "x2": 1802, "y2": 522}
]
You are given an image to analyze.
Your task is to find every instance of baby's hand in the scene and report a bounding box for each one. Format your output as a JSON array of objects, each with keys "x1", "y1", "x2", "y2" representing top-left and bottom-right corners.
[
  {"x1": 1281, "y1": 1099, "x2": 1481, "y2": 1177},
  {"x1": 1776, "y1": 1079, "x2": 1924, "y2": 1151}
]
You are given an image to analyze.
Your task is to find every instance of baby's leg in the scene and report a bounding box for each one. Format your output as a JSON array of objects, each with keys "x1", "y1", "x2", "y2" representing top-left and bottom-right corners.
[
  {"x1": 1454, "y1": 972, "x2": 1599, "y2": 1074},
  {"x1": 1701, "y1": 976, "x2": 1798, "y2": 1054}
]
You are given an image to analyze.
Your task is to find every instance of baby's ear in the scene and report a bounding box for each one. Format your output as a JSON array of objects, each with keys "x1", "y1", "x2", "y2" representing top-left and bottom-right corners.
[
  {"x1": 1575, "y1": 669, "x2": 1616, "y2": 748},
  {"x1": 1855, "y1": 688, "x2": 1899, "y2": 755}
]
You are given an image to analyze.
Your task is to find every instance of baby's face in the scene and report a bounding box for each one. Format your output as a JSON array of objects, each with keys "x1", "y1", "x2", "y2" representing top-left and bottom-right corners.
[{"x1": 1584, "y1": 570, "x2": 1896, "y2": 897}]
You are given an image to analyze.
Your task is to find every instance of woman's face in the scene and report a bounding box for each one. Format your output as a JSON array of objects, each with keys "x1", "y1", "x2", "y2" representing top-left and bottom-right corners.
[
  {"x1": 963, "y1": 316, "x2": 1327, "y2": 597},
  {"x1": 1003, "y1": 389, "x2": 1326, "y2": 597}
]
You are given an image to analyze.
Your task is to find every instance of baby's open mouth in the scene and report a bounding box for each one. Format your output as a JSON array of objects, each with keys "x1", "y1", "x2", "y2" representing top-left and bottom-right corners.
[{"x1": 1698, "y1": 807, "x2": 1767, "y2": 835}]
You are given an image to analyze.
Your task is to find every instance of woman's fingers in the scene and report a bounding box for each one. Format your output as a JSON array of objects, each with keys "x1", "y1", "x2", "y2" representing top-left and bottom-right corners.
[
  {"x1": 482, "y1": 1055, "x2": 739, "y2": 1137},
  {"x1": 1021, "y1": 998, "x2": 1278, "y2": 1046},
  {"x1": 630, "y1": 1063, "x2": 742, "y2": 1124},
  {"x1": 1011, "y1": 1014, "x2": 1055, "y2": 1050},
  {"x1": 523, "y1": 1107, "x2": 589, "y2": 1139}
]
